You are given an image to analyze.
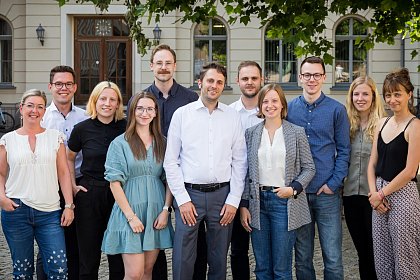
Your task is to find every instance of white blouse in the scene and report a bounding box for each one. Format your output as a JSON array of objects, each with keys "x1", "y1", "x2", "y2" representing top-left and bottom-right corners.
[
  {"x1": 0, "y1": 129, "x2": 65, "y2": 212},
  {"x1": 258, "y1": 126, "x2": 286, "y2": 187}
]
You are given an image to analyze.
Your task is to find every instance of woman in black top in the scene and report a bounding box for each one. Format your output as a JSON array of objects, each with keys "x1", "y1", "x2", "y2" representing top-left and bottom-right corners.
[
  {"x1": 67, "y1": 81, "x2": 126, "y2": 279},
  {"x1": 367, "y1": 68, "x2": 420, "y2": 280}
]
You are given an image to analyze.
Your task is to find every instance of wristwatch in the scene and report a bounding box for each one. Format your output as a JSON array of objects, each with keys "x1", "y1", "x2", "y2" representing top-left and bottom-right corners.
[
  {"x1": 293, "y1": 189, "x2": 298, "y2": 199},
  {"x1": 64, "y1": 203, "x2": 75, "y2": 210},
  {"x1": 163, "y1": 205, "x2": 172, "y2": 213}
]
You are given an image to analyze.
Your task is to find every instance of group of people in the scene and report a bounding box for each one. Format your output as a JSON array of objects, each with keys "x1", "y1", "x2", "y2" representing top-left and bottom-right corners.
[{"x1": 0, "y1": 43, "x2": 419, "y2": 280}]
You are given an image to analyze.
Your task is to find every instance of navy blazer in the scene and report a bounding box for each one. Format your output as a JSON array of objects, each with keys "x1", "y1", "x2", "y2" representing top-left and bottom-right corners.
[{"x1": 242, "y1": 120, "x2": 315, "y2": 231}]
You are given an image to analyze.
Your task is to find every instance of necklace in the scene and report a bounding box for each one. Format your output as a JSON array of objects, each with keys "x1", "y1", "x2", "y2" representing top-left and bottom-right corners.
[{"x1": 393, "y1": 115, "x2": 412, "y2": 128}]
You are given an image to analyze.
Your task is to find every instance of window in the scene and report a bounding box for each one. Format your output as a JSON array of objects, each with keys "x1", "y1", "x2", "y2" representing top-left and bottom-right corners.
[
  {"x1": 0, "y1": 18, "x2": 12, "y2": 84},
  {"x1": 193, "y1": 18, "x2": 227, "y2": 83},
  {"x1": 74, "y1": 17, "x2": 132, "y2": 104},
  {"x1": 335, "y1": 17, "x2": 368, "y2": 84},
  {"x1": 264, "y1": 24, "x2": 297, "y2": 84}
]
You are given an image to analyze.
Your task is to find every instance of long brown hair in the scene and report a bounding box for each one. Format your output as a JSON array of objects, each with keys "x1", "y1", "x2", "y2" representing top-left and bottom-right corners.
[{"x1": 125, "y1": 92, "x2": 165, "y2": 162}]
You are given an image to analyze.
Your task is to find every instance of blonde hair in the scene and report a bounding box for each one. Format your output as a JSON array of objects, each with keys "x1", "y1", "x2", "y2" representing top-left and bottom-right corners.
[
  {"x1": 86, "y1": 81, "x2": 125, "y2": 121},
  {"x1": 346, "y1": 76, "x2": 385, "y2": 141},
  {"x1": 21, "y1": 89, "x2": 47, "y2": 106},
  {"x1": 257, "y1": 83, "x2": 288, "y2": 119}
]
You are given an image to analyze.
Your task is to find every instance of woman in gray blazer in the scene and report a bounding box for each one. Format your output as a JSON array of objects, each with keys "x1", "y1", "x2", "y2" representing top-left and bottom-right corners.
[{"x1": 240, "y1": 84, "x2": 315, "y2": 279}]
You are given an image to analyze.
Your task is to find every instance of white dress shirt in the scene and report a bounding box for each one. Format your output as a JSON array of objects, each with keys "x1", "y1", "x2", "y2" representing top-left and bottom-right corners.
[
  {"x1": 42, "y1": 102, "x2": 88, "y2": 178},
  {"x1": 258, "y1": 127, "x2": 286, "y2": 187},
  {"x1": 164, "y1": 98, "x2": 247, "y2": 208},
  {"x1": 229, "y1": 97, "x2": 262, "y2": 130}
]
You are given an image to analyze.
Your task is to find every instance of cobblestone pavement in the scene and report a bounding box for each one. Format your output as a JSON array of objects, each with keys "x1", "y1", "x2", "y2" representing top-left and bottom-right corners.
[{"x1": 0, "y1": 216, "x2": 359, "y2": 279}]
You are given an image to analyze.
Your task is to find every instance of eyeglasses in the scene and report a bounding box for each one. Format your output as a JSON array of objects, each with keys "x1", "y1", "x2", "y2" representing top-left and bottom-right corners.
[
  {"x1": 52, "y1": 82, "x2": 75, "y2": 89},
  {"x1": 136, "y1": 107, "x2": 156, "y2": 114},
  {"x1": 153, "y1": 61, "x2": 174, "y2": 68},
  {"x1": 23, "y1": 103, "x2": 46, "y2": 111},
  {"x1": 300, "y1": 73, "x2": 325, "y2": 81}
]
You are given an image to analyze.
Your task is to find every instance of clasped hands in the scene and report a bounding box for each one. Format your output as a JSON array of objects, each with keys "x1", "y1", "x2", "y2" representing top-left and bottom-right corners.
[{"x1": 368, "y1": 191, "x2": 390, "y2": 214}]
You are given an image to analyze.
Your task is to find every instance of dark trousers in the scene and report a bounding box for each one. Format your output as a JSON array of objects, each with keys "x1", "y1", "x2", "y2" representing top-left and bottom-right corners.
[
  {"x1": 193, "y1": 221, "x2": 208, "y2": 280},
  {"x1": 230, "y1": 211, "x2": 250, "y2": 280},
  {"x1": 173, "y1": 186, "x2": 232, "y2": 280},
  {"x1": 152, "y1": 216, "x2": 207, "y2": 280},
  {"x1": 36, "y1": 180, "x2": 80, "y2": 280},
  {"x1": 343, "y1": 195, "x2": 377, "y2": 280},
  {"x1": 75, "y1": 177, "x2": 124, "y2": 280}
]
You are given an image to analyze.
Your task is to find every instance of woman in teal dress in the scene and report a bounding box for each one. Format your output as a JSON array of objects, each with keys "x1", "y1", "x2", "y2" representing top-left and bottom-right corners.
[{"x1": 102, "y1": 92, "x2": 173, "y2": 280}]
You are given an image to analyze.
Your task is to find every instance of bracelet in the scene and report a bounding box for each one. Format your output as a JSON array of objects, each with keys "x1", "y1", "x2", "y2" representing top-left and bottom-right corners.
[{"x1": 126, "y1": 213, "x2": 136, "y2": 223}]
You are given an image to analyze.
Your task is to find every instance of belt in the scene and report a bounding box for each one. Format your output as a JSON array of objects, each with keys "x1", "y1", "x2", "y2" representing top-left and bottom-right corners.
[
  {"x1": 185, "y1": 182, "x2": 230, "y2": 192},
  {"x1": 259, "y1": 185, "x2": 279, "y2": 191}
]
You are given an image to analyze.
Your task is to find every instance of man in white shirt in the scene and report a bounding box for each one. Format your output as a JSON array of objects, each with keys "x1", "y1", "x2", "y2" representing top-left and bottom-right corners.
[
  {"x1": 164, "y1": 63, "x2": 247, "y2": 280},
  {"x1": 228, "y1": 61, "x2": 263, "y2": 280},
  {"x1": 38, "y1": 65, "x2": 88, "y2": 280}
]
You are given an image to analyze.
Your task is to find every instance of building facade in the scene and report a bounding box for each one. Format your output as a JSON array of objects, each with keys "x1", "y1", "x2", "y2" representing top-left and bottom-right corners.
[{"x1": 1, "y1": 0, "x2": 419, "y2": 106}]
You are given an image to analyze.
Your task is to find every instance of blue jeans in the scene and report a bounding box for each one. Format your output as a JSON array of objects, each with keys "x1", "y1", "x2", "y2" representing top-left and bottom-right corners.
[
  {"x1": 251, "y1": 191, "x2": 296, "y2": 280},
  {"x1": 294, "y1": 192, "x2": 343, "y2": 280},
  {"x1": 1, "y1": 198, "x2": 67, "y2": 279}
]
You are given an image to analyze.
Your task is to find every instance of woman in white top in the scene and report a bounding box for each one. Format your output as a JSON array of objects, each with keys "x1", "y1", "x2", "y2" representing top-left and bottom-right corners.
[
  {"x1": 240, "y1": 84, "x2": 315, "y2": 279},
  {"x1": 0, "y1": 89, "x2": 74, "y2": 279}
]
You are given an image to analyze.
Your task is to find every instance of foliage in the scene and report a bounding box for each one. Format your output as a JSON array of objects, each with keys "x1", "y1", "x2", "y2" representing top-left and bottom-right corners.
[{"x1": 57, "y1": 0, "x2": 420, "y2": 69}]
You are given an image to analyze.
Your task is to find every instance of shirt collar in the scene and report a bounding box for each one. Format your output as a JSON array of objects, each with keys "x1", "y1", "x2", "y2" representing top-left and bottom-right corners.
[
  {"x1": 233, "y1": 97, "x2": 259, "y2": 114},
  {"x1": 151, "y1": 79, "x2": 180, "y2": 98},
  {"x1": 193, "y1": 97, "x2": 226, "y2": 112},
  {"x1": 299, "y1": 92, "x2": 326, "y2": 108},
  {"x1": 48, "y1": 101, "x2": 74, "y2": 113}
]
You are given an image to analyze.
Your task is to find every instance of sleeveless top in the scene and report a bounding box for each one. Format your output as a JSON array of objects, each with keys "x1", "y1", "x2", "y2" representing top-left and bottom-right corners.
[{"x1": 375, "y1": 117, "x2": 417, "y2": 182}]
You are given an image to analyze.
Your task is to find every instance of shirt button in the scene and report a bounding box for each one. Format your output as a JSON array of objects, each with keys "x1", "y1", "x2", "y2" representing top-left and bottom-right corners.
[
  {"x1": 309, "y1": 110, "x2": 312, "y2": 113},
  {"x1": 307, "y1": 135, "x2": 310, "y2": 138}
]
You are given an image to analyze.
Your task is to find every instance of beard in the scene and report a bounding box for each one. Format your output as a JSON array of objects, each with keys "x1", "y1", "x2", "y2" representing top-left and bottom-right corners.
[{"x1": 242, "y1": 90, "x2": 258, "y2": 99}]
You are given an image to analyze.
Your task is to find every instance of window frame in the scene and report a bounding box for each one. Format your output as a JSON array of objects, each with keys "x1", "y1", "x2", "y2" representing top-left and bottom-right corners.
[
  {"x1": 193, "y1": 17, "x2": 228, "y2": 85},
  {"x1": 334, "y1": 17, "x2": 368, "y2": 86},
  {"x1": 0, "y1": 18, "x2": 13, "y2": 86},
  {"x1": 263, "y1": 23, "x2": 298, "y2": 87}
]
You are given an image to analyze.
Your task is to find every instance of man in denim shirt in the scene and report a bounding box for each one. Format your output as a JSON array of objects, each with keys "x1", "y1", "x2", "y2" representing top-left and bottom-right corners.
[{"x1": 287, "y1": 56, "x2": 350, "y2": 280}]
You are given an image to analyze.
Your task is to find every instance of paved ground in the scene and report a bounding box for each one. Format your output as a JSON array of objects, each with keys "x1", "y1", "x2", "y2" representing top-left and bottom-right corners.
[{"x1": 0, "y1": 215, "x2": 359, "y2": 279}]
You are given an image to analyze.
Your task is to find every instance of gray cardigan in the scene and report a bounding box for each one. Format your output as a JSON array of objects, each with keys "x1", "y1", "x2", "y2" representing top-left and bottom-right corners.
[{"x1": 242, "y1": 120, "x2": 315, "y2": 231}]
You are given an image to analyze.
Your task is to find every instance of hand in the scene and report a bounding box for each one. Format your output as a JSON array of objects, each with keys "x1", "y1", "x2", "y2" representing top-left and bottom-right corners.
[
  {"x1": 240, "y1": 207, "x2": 252, "y2": 232},
  {"x1": 128, "y1": 215, "x2": 144, "y2": 233},
  {"x1": 61, "y1": 208, "x2": 74, "y2": 227},
  {"x1": 179, "y1": 201, "x2": 198, "y2": 226},
  {"x1": 273, "y1": 186, "x2": 293, "y2": 198},
  {"x1": 73, "y1": 185, "x2": 88, "y2": 196},
  {"x1": 220, "y1": 204, "x2": 237, "y2": 226},
  {"x1": 368, "y1": 191, "x2": 382, "y2": 209},
  {"x1": 368, "y1": 192, "x2": 391, "y2": 214},
  {"x1": 0, "y1": 197, "x2": 19, "y2": 211},
  {"x1": 153, "y1": 210, "x2": 169, "y2": 230},
  {"x1": 316, "y1": 184, "x2": 334, "y2": 195}
]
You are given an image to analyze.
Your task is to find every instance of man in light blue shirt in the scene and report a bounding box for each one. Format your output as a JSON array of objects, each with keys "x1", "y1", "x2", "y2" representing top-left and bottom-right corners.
[
  {"x1": 38, "y1": 65, "x2": 88, "y2": 280},
  {"x1": 287, "y1": 57, "x2": 350, "y2": 280}
]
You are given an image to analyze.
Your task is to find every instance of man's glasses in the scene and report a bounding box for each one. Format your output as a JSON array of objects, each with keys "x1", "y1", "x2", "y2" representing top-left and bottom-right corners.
[
  {"x1": 300, "y1": 73, "x2": 325, "y2": 81},
  {"x1": 52, "y1": 82, "x2": 75, "y2": 89},
  {"x1": 136, "y1": 107, "x2": 156, "y2": 114},
  {"x1": 23, "y1": 103, "x2": 46, "y2": 111}
]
